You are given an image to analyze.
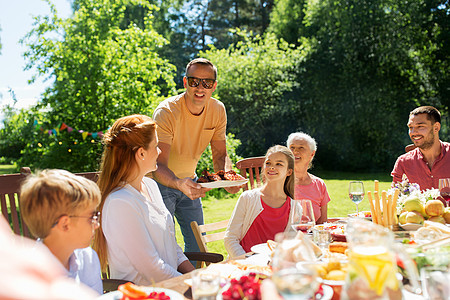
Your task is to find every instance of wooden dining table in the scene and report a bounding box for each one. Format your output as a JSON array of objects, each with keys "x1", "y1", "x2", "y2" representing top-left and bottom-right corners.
[{"x1": 153, "y1": 272, "x2": 193, "y2": 299}]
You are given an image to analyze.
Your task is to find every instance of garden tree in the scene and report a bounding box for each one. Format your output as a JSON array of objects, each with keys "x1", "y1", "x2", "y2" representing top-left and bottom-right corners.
[
  {"x1": 412, "y1": 0, "x2": 450, "y2": 117},
  {"x1": 207, "y1": 0, "x2": 274, "y2": 49},
  {"x1": 268, "y1": 0, "x2": 307, "y2": 46},
  {"x1": 203, "y1": 31, "x2": 303, "y2": 156},
  {"x1": 153, "y1": 0, "x2": 276, "y2": 87},
  {"x1": 0, "y1": 107, "x2": 38, "y2": 163},
  {"x1": 267, "y1": 0, "x2": 449, "y2": 171},
  {"x1": 19, "y1": 0, "x2": 177, "y2": 171}
]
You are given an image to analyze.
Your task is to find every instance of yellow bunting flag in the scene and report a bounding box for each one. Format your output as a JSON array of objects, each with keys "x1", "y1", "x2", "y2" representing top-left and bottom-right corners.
[{"x1": 82, "y1": 131, "x2": 89, "y2": 140}]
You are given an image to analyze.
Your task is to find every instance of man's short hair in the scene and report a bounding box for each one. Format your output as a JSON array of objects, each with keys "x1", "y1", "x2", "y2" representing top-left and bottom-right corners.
[
  {"x1": 410, "y1": 106, "x2": 441, "y2": 124},
  {"x1": 20, "y1": 169, "x2": 101, "y2": 239},
  {"x1": 185, "y1": 58, "x2": 217, "y2": 80}
]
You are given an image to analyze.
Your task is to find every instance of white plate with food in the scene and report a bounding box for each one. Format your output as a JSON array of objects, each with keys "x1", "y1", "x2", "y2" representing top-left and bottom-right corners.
[
  {"x1": 399, "y1": 223, "x2": 423, "y2": 231},
  {"x1": 198, "y1": 179, "x2": 248, "y2": 189},
  {"x1": 250, "y1": 243, "x2": 272, "y2": 255},
  {"x1": 98, "y1": 287, "x2": 184, "y2": 300},
  {"x1": 347, "y1": 211, "x2": 372, "y2": 220}
]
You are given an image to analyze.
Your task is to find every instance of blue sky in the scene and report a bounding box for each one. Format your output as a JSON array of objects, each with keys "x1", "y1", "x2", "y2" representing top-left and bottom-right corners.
[{"x1": 0, "y1": 0, "x2": 72, "y2": 118}]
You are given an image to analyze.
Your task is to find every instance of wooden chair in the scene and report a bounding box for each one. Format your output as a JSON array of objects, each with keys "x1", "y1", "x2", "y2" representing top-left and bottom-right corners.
[
  {"x1": 405, "y1": 144, "x2": 417, "y2": 152},
  {"x1": 0, "y1": 167, "x2": 32, "y2": 238},
  {"x1": 190, "y1": 219, "x2": 229, "y2": 268},
  {"x1": 236, "y1": 156, "x2": 265, "y2": 191}
]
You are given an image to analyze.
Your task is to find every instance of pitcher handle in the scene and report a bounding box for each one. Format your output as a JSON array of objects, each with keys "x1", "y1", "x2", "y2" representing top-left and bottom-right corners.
[{"x1": 393, "y1": 244, "x2": 421, "y2": 295}]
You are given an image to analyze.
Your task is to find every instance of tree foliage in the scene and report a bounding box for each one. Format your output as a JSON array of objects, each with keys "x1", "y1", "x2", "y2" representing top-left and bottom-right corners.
[
  {"x1": 18, "y1": 0, "x2": 177, "y2": 171},
  {"x1": 264, "y1": 0, "x2": 450, "y2": 170},
  {"x1": 155, "y1": 0, "x2": 276, "y2": 87},
  {"x1": 1, "y1": 0, "x2": 449, "y2": 173}
]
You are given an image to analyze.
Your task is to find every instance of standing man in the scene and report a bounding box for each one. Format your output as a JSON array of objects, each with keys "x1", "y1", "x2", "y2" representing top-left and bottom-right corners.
[
  {"x1": 391, "y1": 106, "x2": 450, "y2": 190},
  {"x1": 152, "y1": 58, "x2": 240, "y2": 253}
]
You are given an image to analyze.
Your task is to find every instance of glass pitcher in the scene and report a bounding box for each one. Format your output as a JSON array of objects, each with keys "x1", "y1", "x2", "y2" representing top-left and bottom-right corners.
[{"x1": 342, "y1": 219, "x2": 420, "y2": 300}]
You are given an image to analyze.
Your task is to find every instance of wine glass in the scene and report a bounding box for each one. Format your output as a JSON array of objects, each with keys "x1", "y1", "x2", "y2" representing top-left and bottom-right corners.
[
  {"x1": 349, "y1": 181, "x2": 364, "y2": 214},
  {"x1": 439, "y1": 178, "x2": 450, "y2": 207},
  {"x1": 291, "y1": 200, "x2": 315, "y2": 233}
]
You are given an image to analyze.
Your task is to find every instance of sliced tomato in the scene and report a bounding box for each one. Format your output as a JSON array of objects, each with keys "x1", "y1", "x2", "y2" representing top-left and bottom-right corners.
[
  {"x1": 395, "y1": 255, "x2": 405, "y2": 270},
  {"x1": 118, "y1": 282, "x2": 149, "y2": 300}
]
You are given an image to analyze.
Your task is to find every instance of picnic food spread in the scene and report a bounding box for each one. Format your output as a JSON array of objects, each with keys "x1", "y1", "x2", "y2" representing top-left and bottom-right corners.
[{"x1": 103, "y1": 177, "x2": 450, "y2": 300}]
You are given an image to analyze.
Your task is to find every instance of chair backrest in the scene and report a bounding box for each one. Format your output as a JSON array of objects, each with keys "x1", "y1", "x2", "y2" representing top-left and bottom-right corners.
[
  {"x1": 405, "y1": 144, "x2": 417, "y2": 152},
  {"x1": 190, "y1": 219, "x2": 229, "y2": 268},
  {"x1": 235, "y1": 156, "x2": 265, "y2": 191},
  {"x1": 0, "y1": 167, "x2": 33, "y2": 238},
  {"x1": 191, "y1": 220, "x2": 229, "y2": 252}
]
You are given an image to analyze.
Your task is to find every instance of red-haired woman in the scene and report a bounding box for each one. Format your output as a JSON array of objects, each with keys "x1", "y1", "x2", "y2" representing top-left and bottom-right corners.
[{"x1": 93, "y1": 115, "x2": 194, "y2": 285}]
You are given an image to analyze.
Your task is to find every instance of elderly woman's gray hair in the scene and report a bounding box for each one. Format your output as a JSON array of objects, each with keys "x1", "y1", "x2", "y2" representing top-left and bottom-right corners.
[{"x1": 286, "y1": 132, "x2": 317, "y2": 152}]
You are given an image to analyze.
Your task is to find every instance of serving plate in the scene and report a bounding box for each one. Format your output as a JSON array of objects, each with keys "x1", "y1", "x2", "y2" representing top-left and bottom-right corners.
[
  {"x1": 250, "y1": 243, "x2": 271, "y2": 255},
  {"x1": 399, "y1": 223, "x2": 423, "y2": 231},
  {"x1": 198, "y1": 179, "x2": 248, "y2": 189},
  {"x1": 98, "y1": 287, "x2": 184, "y2": 300}
]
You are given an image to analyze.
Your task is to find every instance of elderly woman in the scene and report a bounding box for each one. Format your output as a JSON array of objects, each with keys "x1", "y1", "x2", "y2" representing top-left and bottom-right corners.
[{"x1": 287, "y1": 132, "x2": 331, "y2": 224}]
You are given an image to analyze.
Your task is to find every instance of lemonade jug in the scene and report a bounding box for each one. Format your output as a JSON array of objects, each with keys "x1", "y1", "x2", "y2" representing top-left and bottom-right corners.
[{"x1": 342, "y1": 219, "x2": 420, "y2": 300}]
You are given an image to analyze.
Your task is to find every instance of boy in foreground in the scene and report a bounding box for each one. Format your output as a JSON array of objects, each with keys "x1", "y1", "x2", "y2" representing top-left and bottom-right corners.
[{"x1": 20, "y1": 169, "x2": 103, "y2": 294}]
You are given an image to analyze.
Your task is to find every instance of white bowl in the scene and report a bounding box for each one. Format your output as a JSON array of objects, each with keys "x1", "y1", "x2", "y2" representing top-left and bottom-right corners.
[{"x1": 399, "y1": 223, "x2": 423, "y2": 231}]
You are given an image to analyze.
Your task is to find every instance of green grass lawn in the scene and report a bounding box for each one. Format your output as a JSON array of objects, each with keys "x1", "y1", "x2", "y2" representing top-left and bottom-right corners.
[
  {"x1": 0, "y1": 164, "x2": 16, "y2": 174},
  {"x1": 175, "y1": 171, "x2": 393, "y2": 257}
]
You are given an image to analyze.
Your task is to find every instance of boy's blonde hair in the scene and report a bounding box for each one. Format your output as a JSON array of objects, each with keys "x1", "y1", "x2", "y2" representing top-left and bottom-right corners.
[{"x1": 20, "y1": 169, "x2": 101, "y2": 239}]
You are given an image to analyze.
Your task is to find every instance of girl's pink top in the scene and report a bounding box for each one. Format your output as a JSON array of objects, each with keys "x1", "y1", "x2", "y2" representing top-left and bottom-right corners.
[
  {"x1": 240, "y1": 197, "x2": 291, "y2": 253},
  {"x1": 294, "y1": 174, "x2": 331, "y2": 221}
]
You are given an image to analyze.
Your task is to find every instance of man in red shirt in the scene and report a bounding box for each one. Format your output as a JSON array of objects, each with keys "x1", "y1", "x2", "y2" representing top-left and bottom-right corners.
[{"x1": 391, "y1": 106, "x2": 450, "y2": 191}]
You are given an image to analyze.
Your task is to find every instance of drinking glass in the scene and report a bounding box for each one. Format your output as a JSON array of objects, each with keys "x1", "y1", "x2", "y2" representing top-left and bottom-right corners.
[
  {"x1": 272, "y1": 266, "x2": 319, "y2": 300},
  {"x1": 349, "y1": 181, "x2": 364, "y2": 214},
  {"x1": 420, "y1": 266, "x2": 450, "y2": 300},
  {"x1": 272, "y1": 231, "x2": 319, "y2": 300},
  {"x1": 291, "y1": 200, "x2": 315, "y2": 233},
  {"x1": 191, "y1": 269, "x2": 220, "y2": 300},
  {"x1": 313, "y1": 229, "x2": 332, "y2": 250},
  {"x1": 439, "y1": 178, "x2": 450, "y2": 206}
]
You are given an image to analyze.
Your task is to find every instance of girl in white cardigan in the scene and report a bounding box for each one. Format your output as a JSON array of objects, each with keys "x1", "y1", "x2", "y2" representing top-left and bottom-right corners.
[
  {"x1": 93, "y1": 115, "x2": 195, "y2": 285},
  {"x1": 224, "y1": 145, "x2": 301, "y2": 258}
]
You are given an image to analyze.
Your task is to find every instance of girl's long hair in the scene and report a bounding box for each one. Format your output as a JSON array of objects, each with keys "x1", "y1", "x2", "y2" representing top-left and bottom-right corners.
[
  {"x1": 262, "y1": 145, "x2": 295, "y2": 199},
  {"x1": 93, "y1": 114, "x2": 156, "y2": 272}
]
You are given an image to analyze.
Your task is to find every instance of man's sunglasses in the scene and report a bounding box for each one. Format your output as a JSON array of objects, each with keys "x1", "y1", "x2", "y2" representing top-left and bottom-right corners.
[{"x1": 186, "y1": 77, "x2": 216, "y2": 89}]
